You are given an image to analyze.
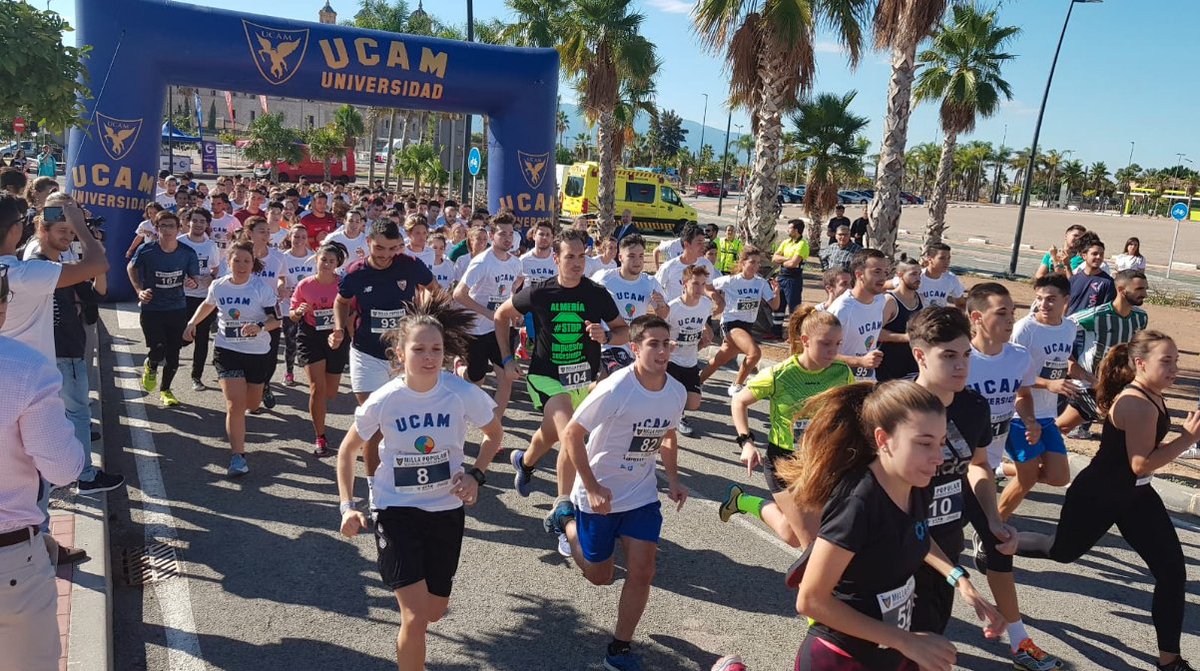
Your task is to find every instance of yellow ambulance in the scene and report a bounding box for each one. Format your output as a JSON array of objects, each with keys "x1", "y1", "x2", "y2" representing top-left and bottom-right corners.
[{"x1": 559, "y1": 162, "x2": 697, "y2": 234}]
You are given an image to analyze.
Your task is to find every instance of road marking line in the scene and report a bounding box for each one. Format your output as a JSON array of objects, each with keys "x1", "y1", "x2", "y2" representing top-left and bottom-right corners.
[
  {"x1": 657, "y1": 472, "x2": 800, "y2": 557},
  {"x1": 115, "y1": 301, "x2": 141, "y2": 331},
  {"x1": 112, "y1": 339, "x2": 206, "y2": 671}
]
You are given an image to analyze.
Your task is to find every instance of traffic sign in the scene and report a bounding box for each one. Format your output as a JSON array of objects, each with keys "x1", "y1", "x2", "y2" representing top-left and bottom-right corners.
[
  {"x1": 467, "y1": 146, "x2": 481, "y2": 176},
  {"x1": 1171, "y1": 202, "x2": 1189, "y2": 221},
  {"x1": 12, "y1": 117, "x2": 25, "y2": 134}
]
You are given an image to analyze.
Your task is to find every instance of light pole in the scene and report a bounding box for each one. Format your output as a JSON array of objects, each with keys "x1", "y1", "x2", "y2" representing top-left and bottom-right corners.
[
  {"x1": 717, "y1": 108, "x2": 732, "y2": 217},
  {"x1": 458, "y1": 0, "x2": 474, "y2": 204},
  {"x1": 990, "y1": 123, "x2": 1007, "y2": 203},
  {"x1": 1121, "y1": 140, "x2": 1135, "y2": 212},
  {"x1": 697, "y1": 94, "x2": 708, "y2": 161},
  {"x1": 1008, "y1": 0, "x2": 1101, "y2": 275}
]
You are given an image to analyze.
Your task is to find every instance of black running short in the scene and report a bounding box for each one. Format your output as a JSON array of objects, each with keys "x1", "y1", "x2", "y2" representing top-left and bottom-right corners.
[
  {"x1": 721, "y1": 320, "x2": 755, "y2": 337},
  {"x1": 374, "y1": 506, "x2": 465, "y2": 597},
  {"x1": 213, "y1": 347, "x2": 272, "y2": 385},
  {"x1": 762, "y1": 442, "x2": 795, "y2": 494},
  {"x1": 1066, "y1": 387, "x2": 1102, "y2": 423},
  {"x1": 600, "y1": 347, "x2": 635, "y2": 375},
  {"x1": 295, "y1": 324, "x2": 349, "y2": 374},
  {"x1": 666, "y1": 361, "x2": 702, "y2": 395},
  {"x1": 465, "y1": 329, "x2": 507, "y2": 382}
]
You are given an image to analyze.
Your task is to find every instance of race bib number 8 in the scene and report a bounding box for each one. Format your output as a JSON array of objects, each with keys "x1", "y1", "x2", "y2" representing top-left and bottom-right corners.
[
  {"x1": 877, "y1": 576, "x2": 916, "y2": 632},
  {"x1": 371, "y1": 308, "x2": 406, "y2": 334},
  {"x1": 557, "y1": 362, "x2": 591, "y2": 391},
  {"x1": 393, "y1": 452, "x2": 452, "y2": 492}
]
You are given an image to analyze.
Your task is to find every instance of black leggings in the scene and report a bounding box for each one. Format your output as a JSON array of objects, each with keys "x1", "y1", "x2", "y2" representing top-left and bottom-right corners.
[
  {"x1": 140, "y1": 308, "x2": 188, "y2": 391},
  {"x1": 1027, "y1": 479, "x2": 1185, "y2": 654},
  {"x1": 282, "y1": 319, "x2": 298, "y2": 375},
  {"x1": 185, "y1": 296, "x2": 216, "y2": 382}
]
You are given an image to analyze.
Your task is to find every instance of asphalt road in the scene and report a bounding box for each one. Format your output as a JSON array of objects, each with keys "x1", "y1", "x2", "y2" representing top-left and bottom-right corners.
[{"x1": 98, "y1": 304, "x2": 1200, "y2": 671}]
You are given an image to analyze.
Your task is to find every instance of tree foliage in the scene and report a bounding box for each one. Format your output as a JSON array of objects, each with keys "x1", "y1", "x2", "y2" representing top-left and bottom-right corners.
[
  {"x1": 648, "y1": 109, "x2": 688, "y2": 164},
  {"x1": 0, "y1": 1, "x2": 91, "y2": 132},
  {"x1": 307, "y1": 124, "x2": 348, "y2": 182},
  {"x1": 790, "y1": 91, "x2": 869, "y2": 254},
  {"x1": 333, "y1": 104, "x2": 365, "y2": 146},
  {"x1": 241, "y1": 112, "x2": 302, "y2": 181}
]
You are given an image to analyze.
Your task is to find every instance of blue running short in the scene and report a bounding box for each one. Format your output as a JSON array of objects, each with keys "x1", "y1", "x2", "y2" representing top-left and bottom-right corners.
[
  {"x1": 575, "y1": 501, "x2": 662, "y2": 563},
  {"x1": 1005, "y1": 417, "x2": 1066, "y2": 463}
]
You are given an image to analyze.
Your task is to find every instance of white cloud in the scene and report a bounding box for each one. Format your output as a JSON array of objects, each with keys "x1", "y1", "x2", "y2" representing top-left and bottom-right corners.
[
  {"x1": 1001, "y1": 99, "x2": 1037, "y2": 117},
  {"x1": 646, "y1": 0, "x2": 695, "y2": 14},
  {"x1": 814, "y1": 40, "x2": 846, "y2": 55}
]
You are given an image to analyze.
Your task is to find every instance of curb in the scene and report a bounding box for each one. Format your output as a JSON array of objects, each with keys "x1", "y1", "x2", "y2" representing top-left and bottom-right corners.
[
  {"x1": 1067, "y1": 451, "x2": 1200, "y2": 519},
  {"x1": 68, "y1": 322, "x2": 114, "y2": 671}
]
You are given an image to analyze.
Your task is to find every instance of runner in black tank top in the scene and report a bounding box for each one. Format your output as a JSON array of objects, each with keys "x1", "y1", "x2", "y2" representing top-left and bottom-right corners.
[
  {"x1": 1017, "y1": 332, "x2": 1200, "y2": 671},
  {"x1": 877, "y1": 258, "x2": 925, "y2": 382}
]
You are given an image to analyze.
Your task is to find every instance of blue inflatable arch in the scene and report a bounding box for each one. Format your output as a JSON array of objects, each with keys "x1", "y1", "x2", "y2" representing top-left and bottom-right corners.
[{"x1": 68, "y1": 0, "x2": 560, "y2": 301}]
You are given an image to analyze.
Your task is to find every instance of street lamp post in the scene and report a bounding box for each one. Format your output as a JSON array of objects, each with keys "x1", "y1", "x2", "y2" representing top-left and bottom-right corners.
[
  {"x1": 1007, "y1": 0, "x2": 1101, "y2": 275},
  {"x1": 698, "y1": 94, "x2": 708, "y2": 161},
  {"x1": 717, "y1": 108, "x2": 732, "y2": 217},
  {"x1": 458, "y1": 0, "x2": 474, "y2": 204}
]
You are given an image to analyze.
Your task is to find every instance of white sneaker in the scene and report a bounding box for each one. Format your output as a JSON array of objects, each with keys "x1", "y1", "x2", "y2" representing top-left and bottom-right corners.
[
  {"x1": 727, "y1": 383, "x2": 745, "y2": 397},
  {"x1": 557, "y1": 533, "x2": 572, "y2": 558},
  {"x1": 1179, "y1": 446, "x2": 1200, "y2": 460}
]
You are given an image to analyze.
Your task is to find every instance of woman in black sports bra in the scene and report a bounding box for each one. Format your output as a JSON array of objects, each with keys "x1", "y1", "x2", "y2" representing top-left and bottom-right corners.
[{"x1": 1017, "y1": 330, "x2": 1200, "y2": 671}]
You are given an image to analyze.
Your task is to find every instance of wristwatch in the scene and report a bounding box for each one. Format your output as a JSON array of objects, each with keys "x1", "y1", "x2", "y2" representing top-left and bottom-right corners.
[
  {"x1": 735, "y1": 432, "x2": 756, "y2": 447},
  {"x1": 465, "y1": 466, "x2": 486, "y2": 486},
  {"x1": 946, "y1": 565, "x2": 969, "y2": 587},
  {"x1": 339, "y1": 500, "x2": 355, "y2": 516}
]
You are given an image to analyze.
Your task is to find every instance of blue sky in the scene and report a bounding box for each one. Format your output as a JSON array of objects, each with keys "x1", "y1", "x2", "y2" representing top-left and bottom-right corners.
[{"x1": 51, "y1": 0, "x2": 1195, "y2": 172}]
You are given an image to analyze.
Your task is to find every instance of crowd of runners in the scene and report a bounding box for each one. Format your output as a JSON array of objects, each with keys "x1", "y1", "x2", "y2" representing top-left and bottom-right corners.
[{"x1": 7, "y1": 168, "x2": 1196, "y2": 671}]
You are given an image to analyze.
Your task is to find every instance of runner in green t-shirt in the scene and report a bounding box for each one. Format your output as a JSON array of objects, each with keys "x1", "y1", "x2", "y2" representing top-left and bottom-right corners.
[{"x1": 718, "y1": 305, "x2": 854, "y2": 548}]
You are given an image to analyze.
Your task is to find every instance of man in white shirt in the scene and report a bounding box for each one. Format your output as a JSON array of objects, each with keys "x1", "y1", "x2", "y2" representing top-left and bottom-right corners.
[
  {"x1": 918, "y1": 242, "x2": 966, "y2": 309},
  {"x1": 208, "y1": 193, "x2": 239, "y2": 252},
  {"x1": 828, "y1": 248, "x2": 889, "y2": 381},
  {"x1": 0, "y1": 264, "x2": 86, "y2": 670},
  {"x1": 155, "y1": 175, "x2": 180, "y2": 209},
  {"x1": 520, "y1": 219, "x2": 559, "y2": 284},
  {"x1": 653, "y1": 223, "x2": 719, "y2": 302}
]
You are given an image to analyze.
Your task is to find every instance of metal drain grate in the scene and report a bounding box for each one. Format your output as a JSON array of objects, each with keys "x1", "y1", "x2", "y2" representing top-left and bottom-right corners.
[{"x1": 120, "y1": 543, "x2": 181, "y2": 586}]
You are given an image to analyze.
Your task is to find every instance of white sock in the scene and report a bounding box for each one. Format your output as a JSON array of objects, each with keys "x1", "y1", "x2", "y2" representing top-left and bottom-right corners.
[{"x1": 1008, "y1": 620, "x2": 1030, "y2": 652}]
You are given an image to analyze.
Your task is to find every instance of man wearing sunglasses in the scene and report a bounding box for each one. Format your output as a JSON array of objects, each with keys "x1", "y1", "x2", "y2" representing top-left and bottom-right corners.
[{"x1": 0, "y1": 260, "x2": 87, "y2": 668}]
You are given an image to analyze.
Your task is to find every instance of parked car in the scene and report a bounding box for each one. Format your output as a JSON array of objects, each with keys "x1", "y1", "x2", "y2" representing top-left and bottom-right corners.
[
  {"x1": 779, "y1": 185, "x2": 803, "y2": 203},
  {"x1": 900, "y1": 191, "x2": 925, "y2": 205},
  {"x1": 250, "y1": 143, "x2": 357, "y2": 183},
  {"x1": 695, "y1": 181, "x2": 727, "y2": 197},
  {"x1": 838, "y1": 190, "x2": 871, "y2": 204}
]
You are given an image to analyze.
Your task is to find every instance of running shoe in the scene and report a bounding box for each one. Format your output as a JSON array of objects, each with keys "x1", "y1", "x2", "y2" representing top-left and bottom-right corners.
[
  {"x1": 191, "y1": 378, "x2": 206, "y2": 392},
  {"x1": 1179, "y1": 446, "x2": 1200, "y2": 460},
  {"x1": 544, "y1": 498, "x2": 576, "y2": 536},
  {"x1": 1066, "y1": 425, "x2": 1091, "y2": 440},
  {"x1": 160, "y1": 390, "x2": 181, "y2": 407},
  {"x1": 141, "y1": 361, "x2": 157, "y2": 392},
  {"x1": 711, "y1": 655, "x2": 748, "y2": 671},
  {"x1": 76, "y1": 470, "x2": 125, "y2": 494},
  {"x1": 726, "y1": 382, "x2": 745, "y2": 397},
  {"x1": 313, "y1": 436, "x2": 333, "y2": 459},
  {"x1": 677, "y1": 417, "x2": 694, "y2": 437},
  {"x1": 557, "y1": 533, "x2": 571, "y2": 558},
  {"x1": 262, "y1": 385, "x2": 276, "y2": 409},
  {"x1": 1012, "y1": 638, "x2": 1064, "y2": 670},
  {"x1": 228, "y1": 454, "x2": 249, "y2": 477},
  {"x1": 604, "y1": 651, "x2": 643, "y2": 671},
  {"x1": 510, "y1": 449, "x2": 533, "y2": 497},
  {"x1": 284, "y1": 372, "x2": 295, "y2": 386},
  {"x1": 1158, "y1": 658, "x2": 1197, "y2": 671},
  {"x1": 718, "y1": 484, "x2": 745, "y2": 523},
  {"x1": 972, "y1": 530, "x2": 989, "y2": 574}
]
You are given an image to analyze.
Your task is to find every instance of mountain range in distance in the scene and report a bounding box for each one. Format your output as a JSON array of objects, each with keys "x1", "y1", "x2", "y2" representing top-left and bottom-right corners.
[{"x1": 555, "y1": 102, "x2": 747, "y2": 154}]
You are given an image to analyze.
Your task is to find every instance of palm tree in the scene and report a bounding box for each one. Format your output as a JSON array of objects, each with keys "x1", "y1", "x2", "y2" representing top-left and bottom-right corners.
[
  {"x1": 734, "y1": 134, "x2": 756, "y2": 183},
  {"x1": 790, "y1": 91, "x2": 869, "y2": 254},
  {"x1": 398, "y1": 143, "x2": 438, "y2": 196},
  {"x1": 693, "y1": 0, "x2": 866, "y2": 252},
  {"x1": 1059, "y1": 159, "x2": 1085, "y2": 202},
  {"x1": 913, "y1": 4, "x2": 1017, "y2": 245},
  {"x1": 557, "y1": 0, "x2": 657, "y2": 237},
  {"x1": 1115, "y1": 163, "x2": 1140, "y2": 212},
  {"x1": 1085, "y1": 160, "x2": 1108, "y2": 209},
  {"x1": 556, "y1": 109, "x2": 570, "y2": 148},
  {"x1": 988, "y1": 144, "x2": 1011, "y2": 202},
  {"x1": 573, "y1": 132, "x2": 592, "y2": 161},
  {"x1": 870, "y1": 0, "x2": 953, "y2": 256},
  {"x1": 1040, "y1": 149, "x2": 1067, "y2": 207},
  {"x1": 501, "y1": 0, "x2": 565, "y2": 48},
  {"x1": 605, "y1": 76, "x2": 658, "y2": 167}
]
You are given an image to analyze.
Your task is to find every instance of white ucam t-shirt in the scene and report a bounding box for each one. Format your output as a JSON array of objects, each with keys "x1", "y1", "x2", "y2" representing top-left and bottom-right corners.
[
  {"x1": 714, "y1": 274, "x2": 774, "y2": 324},
  {"x1": 460, "y1": 250, "x2": 523, "y2": 336},
  {"x1": 324, "y1": 229, "x2": 369, "y2": 271},
  {"x1": 657, "y1": 237, "x2": 683, "y2": 262},
  {"x1": 178, "y1": 235, "x2": 221, "y2": 299},
  {"x1": 356, "y1": 372, "x2": 496, "y2": 512},
  {"x1": 667, "y1": 295, "x2": 713, "y2": 368},
  {"x1": 917, "y1": 270, "x2": 965, "y2": 308},
  {"x1": 521, "y1": 250, "x2": 558, "y2": 284},
  {"x1": 569, "y1": 366, "x2": 687, "y2": 514},
  {"x1": 204, "y1": 275, "x2": 278, "y2": 355},
  {"x1": 280, "y1": 252, "x2": 315, "y2": 295},
  {"x1": 585, "y1": 255, "x2": 618, "y2": 278},
  {"x1": 430, "y1": 258, "x2": 458, "y2": 290},
  {"x1": 827, "y1": 291, "x2": 887, "y2": 381},
  {"x1": 967, "y1": 343, "x2": 1035, "y2": 468},
  {"x1": 1010, "y1": 314, "x2": 1077, "y2": 419},
  {"x1": 654, "y1": 255, "x2": 719, "y2": 302},
  {"x1": 209, "y1": 213, "x2": 240, "y2": 251},
  {"x1": 594, "y1": 269, "x2": 664, "y2": 324},
  {"x1": 0, "y1": 255, "x2": 61, "y2": 362}
]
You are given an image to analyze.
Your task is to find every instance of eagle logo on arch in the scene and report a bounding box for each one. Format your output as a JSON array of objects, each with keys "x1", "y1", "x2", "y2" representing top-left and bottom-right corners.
[
  {"x1": 518, "y1": 151, "x2": 550, "y2": 190},
  {"x1": 95, "y1": 112, "x2": 142, "y2": 162},
  {"x1": 243, "y1": 20, "x2": 309, "y2": 86}
]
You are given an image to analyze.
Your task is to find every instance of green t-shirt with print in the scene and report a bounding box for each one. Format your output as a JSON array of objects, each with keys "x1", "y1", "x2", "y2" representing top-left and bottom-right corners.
[{"x1": 746, "y1": 355, "x2": 854, "y2": 450}]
